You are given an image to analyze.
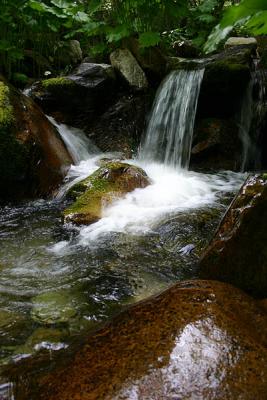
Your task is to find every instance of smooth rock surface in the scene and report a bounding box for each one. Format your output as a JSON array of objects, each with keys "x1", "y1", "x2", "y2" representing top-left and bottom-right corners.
[
  {"x1": 12, "y1": 280, "x2": 267, "y2": 400},
  {"x1": 200, "y1": 174, "x2": 267, "y2": 298},
  {"x1": 0, "y1": 77, "x2": 72, "y2": 200},
  {"x1": 110, "y1": 48, "x2": 148, "y2": 90}
]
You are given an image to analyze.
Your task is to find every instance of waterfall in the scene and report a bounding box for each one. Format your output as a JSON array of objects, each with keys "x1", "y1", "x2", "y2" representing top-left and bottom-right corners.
[
  {"x1": 47, "y1": 116, "x2": 99, "y2": 164},
  {"x1": 139, "y1": 69, "x2": 204, "y2": 169},
  {"x1": 238, "y1": 69, "x2": 267, "y2": 171},
  {"x1": 238, "y1": 80, "x2": 254, "y2": 172}
]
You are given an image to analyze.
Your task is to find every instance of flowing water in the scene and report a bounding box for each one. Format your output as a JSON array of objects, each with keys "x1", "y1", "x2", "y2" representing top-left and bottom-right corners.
[
  {"x1": 238, "y1": 68, "x2": 267, "y2": 171},
  {"x1": 139, "y1": 69, "x2": 204, "y2": 168},
  {"x1": 0, "y1": 71, "x2": 246, "y2": 395}
]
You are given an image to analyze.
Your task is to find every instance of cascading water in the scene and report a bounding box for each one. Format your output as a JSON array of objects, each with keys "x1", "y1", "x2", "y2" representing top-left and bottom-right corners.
[
  {"x1": 238, "y1": 67, "x2": 267, "y2": 171},
  {"x1": 0, "y1": 70, "x2": 246, "y2": 392},
  {"x1": 47, "y1": 116, "x2": 99, "y2": 164},
  {"x1": 139, "y1": 69, "x2": 204, "y2": 169}
]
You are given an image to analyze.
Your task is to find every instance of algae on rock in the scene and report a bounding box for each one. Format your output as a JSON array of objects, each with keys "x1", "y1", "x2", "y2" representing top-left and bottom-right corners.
[{"x1": 64, "y1": 161, "x2": 151, "y2": 225}]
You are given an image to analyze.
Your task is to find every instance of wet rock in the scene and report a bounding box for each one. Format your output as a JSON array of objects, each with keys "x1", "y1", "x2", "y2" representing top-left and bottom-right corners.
[
  {"x1": 110, "y1": 48, "x2": 148, "y2": 90},
  {"x1": 54, "y1": 40, "x2": 83, "y2": 67},
  {"x1": 224, "y1": 37, "x2": 257, "y2": 50},
  {"x1": 190, "y1": 118, "x2": 242, "y2": 171},
  {"x1": 173, "y1": 39, "x2": 199, "y2": 58},
  {"x1": 86, "y1": 92, "x2": 153, "y2": 157},
  {"x1": 31, "y1": 291, "x2": 77, "y2": 325},
  {"x1": 13, "y1": 328, "x2": 68, "y2": 357},
  {"x1": 29, "y1": 63, "x2": 116, "y2": 125},
  {"x1": 122, "y1": 38, "x2": 167, "y2": 83},
  {"x1": 0, "y1": 310, "x2": 29, "y2": 346},
  {"x1": 18, "y1": 280, "x2": 267, "y2": 400},
  {"x1": 64, "y1": 162, "x2": 151, "y2": 225},
  {"x1": 198, "y1": 47, "x2": 252, "y2": 119},
  {"x1": 69, "y1": 62, "x2": 115, "y2": 87},
  {"x1": 199, "y1": 174, "x2": 267, "y2": 298},
  {"x1": 0, "y1": 77, "x2": 72, "y2": 200}
]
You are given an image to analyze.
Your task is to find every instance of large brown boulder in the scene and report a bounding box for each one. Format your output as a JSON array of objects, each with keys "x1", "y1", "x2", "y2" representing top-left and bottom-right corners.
[
  {"x1": 64, "y1": 161, "x2": 151, "y2": 225},
  {"x1": 11, "y1": 280, "x2": 267, "y2": 399},
  {"x1": 199, "y1": 174, "x2": 267, "y2": 298},
  {"x1": 0, "y1": 77, "x2": 72, "y2": 200}
]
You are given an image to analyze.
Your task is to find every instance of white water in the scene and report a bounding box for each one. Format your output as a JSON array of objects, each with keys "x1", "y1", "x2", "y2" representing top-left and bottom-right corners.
[
  {"x1": 238, "y1": 80, "x2": 254, "y2": 172},
  {"x1": 50, "y1": 154, "x2": 244, "y2": 252},
  {"x1": 47, "y1": 116, "x2": 99, "y2": 164},
  {"x1": 47, "y1": 72, "x2": 245, "y2": 252},
  {"x1": 139, "y1": 69, "x2": 204, "y2": 169}
]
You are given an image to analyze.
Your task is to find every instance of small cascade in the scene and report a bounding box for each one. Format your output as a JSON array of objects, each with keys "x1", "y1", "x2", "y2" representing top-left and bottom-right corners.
[
  {"x1": 139, "y1": 69, "x2": 204, "y2": 169},
  {"x1": 238, "y1": 79, "x2": 254, "y2": 172},
  {"x1": 47, "y1": 116, "x2": 99, "y2": 164},
  {"x1": 238, "y1": 68, "x2": 267, "y2": 171}
]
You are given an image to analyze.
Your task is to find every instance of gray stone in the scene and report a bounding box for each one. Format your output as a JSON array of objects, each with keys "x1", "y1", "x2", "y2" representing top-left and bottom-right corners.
[
  {"x1": 224, "y1": 37, "x2": 257, "y2": 50},
  {"x1": 110, "y1": 49, "x2": 148, "y2": 90}
]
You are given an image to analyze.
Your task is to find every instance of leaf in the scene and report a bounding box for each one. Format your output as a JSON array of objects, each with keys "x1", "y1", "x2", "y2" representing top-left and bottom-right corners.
[
  {"x1": 245, "y1": 11, "x2": 267, "y2": 34},
  {"x1": 28, "y1": 0, "x2": 49, "y2": 12},
  {"x1": 139, "y1": 31, "x2": 161, "y2": 48},
  {"x1": 204, "y1": 0, "x2": 267, "y2": 53},
  {"x1": 106, "y1": 25, "x2": 131, "y2": 43}
]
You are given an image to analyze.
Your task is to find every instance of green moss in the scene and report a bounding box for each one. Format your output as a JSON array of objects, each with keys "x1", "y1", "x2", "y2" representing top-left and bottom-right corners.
[
  {"x1": 64, "y1": 170, "x2": 117, "y2": 219},
  {"x1": 0, "y1": 82, "x2": 15, "y2": 127},
  {"x1": 207, "y1": 60, "x2": 250, "y2": 75},
  {"x1": 64, "y1": 162, "x2": 149, "y2": 224},
  {"x1": 42, "y1": 77, "x2": 75, "y2": 89}
]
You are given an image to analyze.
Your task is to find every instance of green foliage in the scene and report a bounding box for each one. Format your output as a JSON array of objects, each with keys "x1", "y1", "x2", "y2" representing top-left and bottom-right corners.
[
  {"x1": 205, "y1": 0, "x2": 267, "y2": 53},
  {"x1": 187, "y1": 0, "x2": 226, "y2": 49},
  {"x1": 0, "y1": 0, "x2": 243, "y2": 79}
]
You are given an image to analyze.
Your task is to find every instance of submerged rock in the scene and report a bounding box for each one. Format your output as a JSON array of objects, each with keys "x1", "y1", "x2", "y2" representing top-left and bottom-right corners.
[
  {"x1": 64, "y1": 162, "x2": 150, "y2": 225},
  {"x1": 200, "y1": 174, "x2": 267, "y2": 298},
  {"x1": 0, "y1": 310, "x2": 28, "y2": 346},
  {"x1": 0, "y1": 76, "x2": 72, "y2": 200},
  {"x1": 18, "y1": 280, "x2": 267, "y2": 400},
  {"x1": 31, "y1": 291, "x2": 77, "y2": 325},
  {"x1": 110, "y1": 48, "x2": 148, "y2": 90}
]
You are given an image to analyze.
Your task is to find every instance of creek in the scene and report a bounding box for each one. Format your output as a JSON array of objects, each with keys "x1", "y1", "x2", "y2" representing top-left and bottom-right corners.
[{"x1": 0, "y1": 70, "x2": 246, "y2": 397}]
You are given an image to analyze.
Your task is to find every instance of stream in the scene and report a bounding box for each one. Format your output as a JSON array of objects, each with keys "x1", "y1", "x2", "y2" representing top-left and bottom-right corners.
[{"x1": 0, "y1": 69, "x2": 247, "y2": 398}]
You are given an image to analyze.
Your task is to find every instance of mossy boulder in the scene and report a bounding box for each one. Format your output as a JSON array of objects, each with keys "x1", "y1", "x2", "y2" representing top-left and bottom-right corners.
[
  {"x1": 0, "y1": 76, "x2": 72, "y2": 200},
  {"x1": 200, "y1": 174, "x2": 267, "y2": 298},
  {"x1": 29, "y1": 63, "x2": 117, "y2": 125},
  {"x1": 64, "y1": 162, "x2": 151, "y2": 225}
]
